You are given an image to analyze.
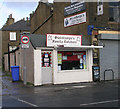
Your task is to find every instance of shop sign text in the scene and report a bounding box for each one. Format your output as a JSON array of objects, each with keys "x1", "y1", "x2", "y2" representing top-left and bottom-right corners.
[
  {"x1": 47, "y1": 34, "x2": 82, "y2": 47},
  {"x1": 64, "y1": 1, "x2": 85, "y2": 16},
  {"x1": 64, "y1": 12, "x2": 86, "y2": 27}
]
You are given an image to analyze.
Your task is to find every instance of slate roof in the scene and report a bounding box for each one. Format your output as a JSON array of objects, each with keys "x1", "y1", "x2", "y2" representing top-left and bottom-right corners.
[
  {"x1": 29, "y1": 34, "x2": 46, "y2": 49},
  {"x1": 29, "y1": 34, "x2": 90, "y2": 49},
  {"x1": 2, "y1": 19, "x2": 30, "y2": 31}
]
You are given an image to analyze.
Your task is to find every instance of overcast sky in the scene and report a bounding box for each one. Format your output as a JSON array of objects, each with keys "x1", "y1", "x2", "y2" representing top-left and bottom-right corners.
[
  {"x1": 0, "y1": 0, "x2": 53, "y2": 29},
  {"x1": 0, "y1": 0, "x2": 118, "y2": 29}
]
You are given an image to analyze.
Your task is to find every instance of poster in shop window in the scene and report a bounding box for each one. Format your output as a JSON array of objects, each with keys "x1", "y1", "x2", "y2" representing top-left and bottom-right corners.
[
  {"x1": 58, "y1": 54, "x2": 62, "y2": 64},
  {"x1": 42, "y1": 52, "x2": 52, "y2": 67}
]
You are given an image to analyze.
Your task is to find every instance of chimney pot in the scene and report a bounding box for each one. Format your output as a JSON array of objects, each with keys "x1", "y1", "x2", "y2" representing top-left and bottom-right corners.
[{"x1": 9, "y1": 14, "x2": 12, "y2": 18}]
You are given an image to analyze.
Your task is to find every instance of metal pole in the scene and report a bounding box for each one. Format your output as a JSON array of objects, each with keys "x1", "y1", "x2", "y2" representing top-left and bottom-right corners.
[
  {"x1": 104, "y1": 70, "x2": 106, "y2": 81},
  {"x1": 8, "y1": 43, "x2": 10, "y2": 71},
  {"x1": 23, "y1": 48, "x2": 27, "y2": 85}
]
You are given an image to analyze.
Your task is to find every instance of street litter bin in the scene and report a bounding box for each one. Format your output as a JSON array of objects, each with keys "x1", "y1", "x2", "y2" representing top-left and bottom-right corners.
[
  {"x1": 92, "y1": 66, "x2": 100, "y2": 82},
  {"x1": 11, "y1": 66, "x2": 19, "y2": 81}
]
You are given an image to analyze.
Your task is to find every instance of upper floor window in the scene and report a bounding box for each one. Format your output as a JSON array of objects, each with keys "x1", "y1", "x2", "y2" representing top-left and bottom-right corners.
[
  {"x1": 109, "y1": 2, "x2": 120, "y2": 23},
  {"x1": 10, "y1": 32, "x2": 16, "y2": 41}
]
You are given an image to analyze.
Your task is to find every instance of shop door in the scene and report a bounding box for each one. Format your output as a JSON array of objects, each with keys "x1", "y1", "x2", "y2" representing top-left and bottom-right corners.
[{"x1": 41, "y1": 51, "x2": 53, "y2": 84}]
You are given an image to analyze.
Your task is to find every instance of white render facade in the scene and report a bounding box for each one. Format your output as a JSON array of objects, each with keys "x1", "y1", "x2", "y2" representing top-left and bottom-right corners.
[
  {"x1": 30, "y1": 45, "x2": 102, "y2": 86},
  {"x1": 19, "y1": 34, "x2": 103, "y2": 86},
  {"x1": 34, "y1": 48, "x2": 93, "y2": 85}
]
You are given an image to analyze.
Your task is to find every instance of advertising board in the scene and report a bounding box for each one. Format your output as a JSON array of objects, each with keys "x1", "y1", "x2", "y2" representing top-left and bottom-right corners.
[
  {"x1": 64, "y1": 1, "x2": 85, "y2": 16},
  {"x1": 97, "y1": 0, "x2": 103, "y2": 15},
  {"x1": 64, "y1": 12, "x2": 86, "y2": 27},
  {"x1": 46, "y1": 34, "x2": 82, "y2": 47}
]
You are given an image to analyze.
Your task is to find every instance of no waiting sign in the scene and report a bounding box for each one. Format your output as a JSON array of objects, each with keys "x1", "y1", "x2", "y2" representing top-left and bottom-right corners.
[{"x1": 21, "y1": 35, "x2": 30, "y2": 49}]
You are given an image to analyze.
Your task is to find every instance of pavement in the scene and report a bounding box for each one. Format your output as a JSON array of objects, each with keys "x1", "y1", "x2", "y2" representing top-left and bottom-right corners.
[{"x1": 1, "y1": 70, "x2": 120, "y2": 108}]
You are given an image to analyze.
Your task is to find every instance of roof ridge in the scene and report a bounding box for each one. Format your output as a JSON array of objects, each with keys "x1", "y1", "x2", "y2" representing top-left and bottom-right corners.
[{"x1": 2, "y1": 19, "x2": 30, "y2": 31}]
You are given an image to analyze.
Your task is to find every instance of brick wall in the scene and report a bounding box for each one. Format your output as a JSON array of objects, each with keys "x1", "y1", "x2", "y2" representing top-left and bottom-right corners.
[
  {"x1": 30, "y1": 2, "x2": 53, "y2": 34},
  {"x1": 30, "y1": 2, "x2": 119, "y2": 37},
  {"x1": 2, "y1": 30, "x2": 29, "y2": 55}
]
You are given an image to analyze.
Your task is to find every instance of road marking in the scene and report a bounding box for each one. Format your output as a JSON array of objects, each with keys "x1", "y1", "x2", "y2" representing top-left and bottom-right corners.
[
  {"x1": 11, "y1": 96, "x2": 38, "y2": 107},
  {"x1": 64, "y1": 87, "x2": 69, "y2": 89},
  {"x1": 72, "y1": 86, "x2": 86, "y2": 88},
  {"x1": 17, "y1": 98, "x2": 38, "y2": 107},
  {"x1": 80, "y1": 99, "x2": 119, "y2": 106}
]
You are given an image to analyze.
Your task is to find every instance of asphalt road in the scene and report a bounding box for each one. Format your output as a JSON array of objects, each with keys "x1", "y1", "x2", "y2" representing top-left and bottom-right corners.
[{"x1": 1, "y1": 71, "x2": 120, "y2": 108}]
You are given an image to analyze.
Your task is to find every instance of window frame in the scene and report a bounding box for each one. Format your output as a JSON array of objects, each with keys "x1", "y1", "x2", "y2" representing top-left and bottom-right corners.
[
  {"x1": 108, "y1": 2, "x2": 120, "y2": 23},
  {"x1": 57, "y1": 50, "x2": 88, "y2": 72}
]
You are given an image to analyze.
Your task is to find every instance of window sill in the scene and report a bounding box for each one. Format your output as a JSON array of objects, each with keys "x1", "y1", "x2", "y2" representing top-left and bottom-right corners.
[
  {"x1": 108, "y1": 21, "x2": 120, "y2": 25},
  {"x1": 58, "y1": 69, "x2": 89, "y2": 73}
]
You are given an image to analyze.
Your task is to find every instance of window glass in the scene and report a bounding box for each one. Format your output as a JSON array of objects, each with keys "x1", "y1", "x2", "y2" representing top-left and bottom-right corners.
[
  {"x1": 109, "y1": 2, "x2": 120, "y2": 6},
  {"x1": 109, "y1": 2, "x2": 120, "y2": 22},
  {"x1": 58, "y1": 51, "x2": 87, "y2": 71},
  {"x1": 10, "y1": 32, "x2": 16, "y2": 41}
]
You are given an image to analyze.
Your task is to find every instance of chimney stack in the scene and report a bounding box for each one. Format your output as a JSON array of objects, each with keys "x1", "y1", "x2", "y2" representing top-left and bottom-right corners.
[{"x1": 5, "y1": 14, "x2": 14, "y2": 26}]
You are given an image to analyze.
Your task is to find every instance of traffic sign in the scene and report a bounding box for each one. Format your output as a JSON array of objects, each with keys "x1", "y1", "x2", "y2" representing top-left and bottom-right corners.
[
  {"x1": 21, "y1": 35, "x2": 30, "y2": 49},
  {"x1": 21, "y1": 35, "x2": 29, "y2": 44}
]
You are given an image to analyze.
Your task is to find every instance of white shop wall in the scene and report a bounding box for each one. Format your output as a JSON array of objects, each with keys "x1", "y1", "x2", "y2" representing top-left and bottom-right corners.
[
  {"x1": 34, "y1": 50, "x2": 42, "y2": 86},
  {"x1": 53, "y1": 49, "x2": 93, "y2": 84},
  {"x1": 33, "y1": 48, "x2": 93, "y2": 86}
]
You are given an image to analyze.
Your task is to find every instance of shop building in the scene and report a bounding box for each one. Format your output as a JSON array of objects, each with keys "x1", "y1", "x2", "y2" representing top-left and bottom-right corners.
[
  {"x1": 19, "y1": 34, "x2": 102, "y2": 86},
  {"x1": 28, "y1": 1, "x2": 119, "y2": 84},
  {"x1": 3, "y1": 1, "x2": 119, "y2": 85}
]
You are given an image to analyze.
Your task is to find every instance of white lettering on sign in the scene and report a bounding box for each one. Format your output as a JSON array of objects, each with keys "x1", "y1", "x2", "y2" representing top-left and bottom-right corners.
[
  {"x1": 21, "y1": 44, "x2": 29, "y2": 49},
  {"x1": 47, "y1": 34, "x2": 82, "y2": 47},
  {"x1": 64, "y1": 12, "x2": 86, "y2": 27}
]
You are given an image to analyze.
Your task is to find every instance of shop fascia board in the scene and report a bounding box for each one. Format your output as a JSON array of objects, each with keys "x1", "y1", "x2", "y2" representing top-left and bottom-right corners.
[
  {"x1": 98, "y1": 30, "x2": 120, "y2": 34},
  {"x1": 36, "y1": 45, "x2": 103, "y2": 50},
  {"x1": 56, "y1": 45, "x2": 103, "y2": 50},
  {"x1": 35, "y1": 47, "x2": 54, "y2": 50}
]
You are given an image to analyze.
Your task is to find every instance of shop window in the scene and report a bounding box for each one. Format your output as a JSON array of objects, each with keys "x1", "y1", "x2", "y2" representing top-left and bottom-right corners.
[
  {"x1": 108, "y1": 2, "x2": 120, "y2": 22},
  {"x1": 42, "y1": 52, "x2": 52, "y2": 67},
  {"x1": 58, "y1": 51, "x2": 87, "y2": 71}
]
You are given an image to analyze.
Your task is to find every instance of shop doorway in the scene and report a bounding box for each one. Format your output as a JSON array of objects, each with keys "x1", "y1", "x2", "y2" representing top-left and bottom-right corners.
[{"x1": 41, "y1": 51, "x2": 53, "y2": 84}]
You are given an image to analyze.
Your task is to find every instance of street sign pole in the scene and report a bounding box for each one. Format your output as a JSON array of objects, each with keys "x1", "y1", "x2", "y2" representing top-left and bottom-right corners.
[
  {"x1": 23, "y1": 48, "x2": 27, "y2": 85},
  {"x1": 21, "y1": 33, "x2": 30, "y2": 86}
]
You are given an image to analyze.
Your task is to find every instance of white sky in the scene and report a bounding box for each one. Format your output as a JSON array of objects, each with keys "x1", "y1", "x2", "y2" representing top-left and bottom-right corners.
[
  {"x1": 0, "y1": 0, "x2": 53, "y2": 29},
  {"x1": 0, "y1": 0, "x2": 118, "y2": 28}
]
